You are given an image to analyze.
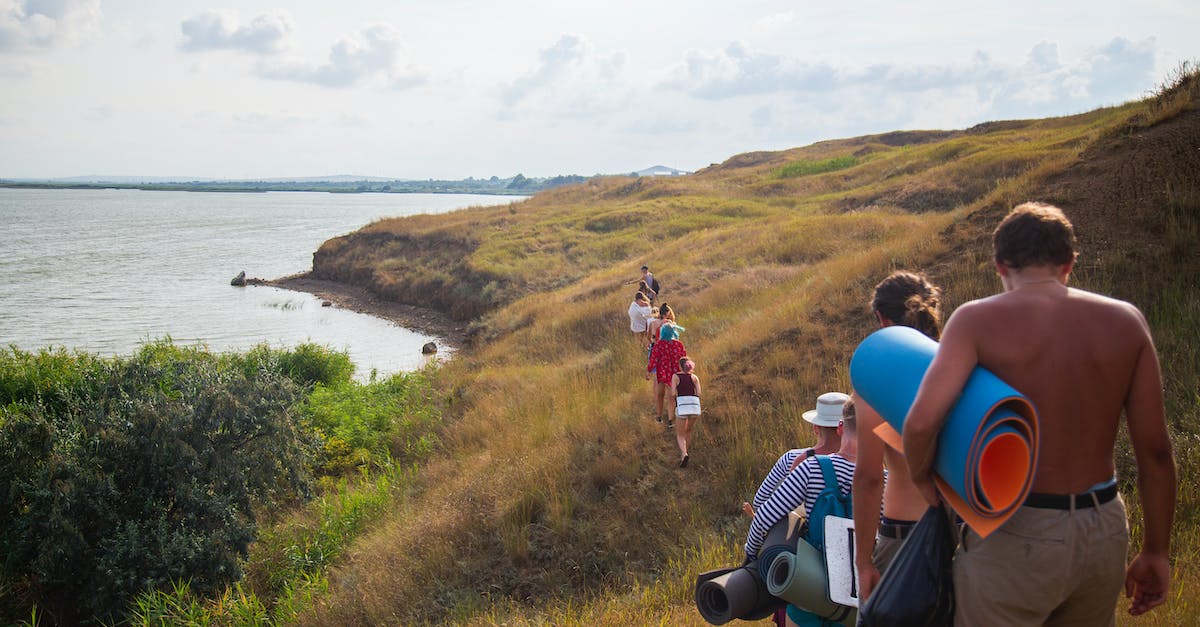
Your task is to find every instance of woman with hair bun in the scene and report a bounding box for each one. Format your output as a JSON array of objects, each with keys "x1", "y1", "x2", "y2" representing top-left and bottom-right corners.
[{"x1": 852, "y1": 270, "x2": 944, "y2": 602}]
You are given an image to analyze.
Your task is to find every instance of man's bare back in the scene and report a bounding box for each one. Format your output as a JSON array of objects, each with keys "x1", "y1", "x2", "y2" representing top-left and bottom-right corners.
[
  {"x1": 901, "y1": 202, "x2": 1175, "y2": 619},
  {"x1": 948, "y1": 281, "x2": 1154, "y2": 493}
]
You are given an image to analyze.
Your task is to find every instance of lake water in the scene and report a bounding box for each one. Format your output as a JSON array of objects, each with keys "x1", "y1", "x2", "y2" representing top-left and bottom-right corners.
[{"x1": 0, "y1": 188, "x2": 521, "y2": 378}]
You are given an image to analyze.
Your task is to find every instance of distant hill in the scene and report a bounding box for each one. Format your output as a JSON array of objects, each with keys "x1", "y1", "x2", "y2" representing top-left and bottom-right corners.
[{"x1": 633, "y1": 165, "x2": 689, "y2": 176}]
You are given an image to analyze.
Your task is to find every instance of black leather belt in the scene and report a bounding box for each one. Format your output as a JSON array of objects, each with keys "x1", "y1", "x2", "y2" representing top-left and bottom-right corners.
[
  {"x1": 878, "y1": 521, "x2": 915, "y2": 540},
  {"x1": 1024, "y1": 484, "x2": 1118, "y2": 510}
]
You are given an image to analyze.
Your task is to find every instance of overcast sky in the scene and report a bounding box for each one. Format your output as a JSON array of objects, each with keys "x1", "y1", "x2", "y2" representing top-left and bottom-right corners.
[{"x1": 2, "y1": 0, "x2": 1197, "y2": 179}]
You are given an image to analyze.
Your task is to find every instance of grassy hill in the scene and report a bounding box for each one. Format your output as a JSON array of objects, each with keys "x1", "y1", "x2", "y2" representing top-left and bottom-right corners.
[{"x1": 292, "y1": 67, "x2": 1199, "y2": 625}]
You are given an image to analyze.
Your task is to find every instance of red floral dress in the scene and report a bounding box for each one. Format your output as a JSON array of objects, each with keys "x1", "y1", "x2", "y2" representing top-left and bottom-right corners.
[{"x1": 648, "y1": 339, "x2": 687, "y2": 384}]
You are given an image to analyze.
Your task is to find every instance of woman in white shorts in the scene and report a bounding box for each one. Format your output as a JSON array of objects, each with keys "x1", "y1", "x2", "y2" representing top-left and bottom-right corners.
[{"x1": 671, "y1": 358, "x2": 702, "y2": 468}]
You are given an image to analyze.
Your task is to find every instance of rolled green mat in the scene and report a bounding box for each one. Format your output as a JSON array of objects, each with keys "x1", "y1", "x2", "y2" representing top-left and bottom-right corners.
[
  {"x1": 766, "y1": 542, "x2": 857, "y2": 626},
  {"x1": 756, "y1": 514, "x2": 802, "y2": 580}
]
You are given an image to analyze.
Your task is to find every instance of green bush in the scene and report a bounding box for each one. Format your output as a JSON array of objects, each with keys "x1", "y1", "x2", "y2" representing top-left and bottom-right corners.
[
  {"x1": 774, "y1": 155, "x2": 858, "y2": 178},
  {"x1": 0, "y1": 342, "x2": 317, "y2": 625},
  {"x1": 305, "y1": 371, "x2": 442, "y2": 474},
  {"x1": 233, "y1": 342, "x2": 355, "y2": 388}
]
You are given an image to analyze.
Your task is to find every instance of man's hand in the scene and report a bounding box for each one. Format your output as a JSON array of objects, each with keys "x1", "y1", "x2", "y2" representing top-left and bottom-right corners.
[
  {"x1": 1125, "y1": 551, "x2": 1170, "y2": 615},
  {"x1": 857, "y1": 560, "x2": 882, "y2": 603},
  {"x1": 645, "y1": 372, "x2": 651, "y2": 380}
]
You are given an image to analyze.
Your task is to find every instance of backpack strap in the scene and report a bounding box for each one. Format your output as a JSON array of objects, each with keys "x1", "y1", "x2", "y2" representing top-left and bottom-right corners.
[{"x1": 815, "y1": 454, "x2": 838, "y2": 491}]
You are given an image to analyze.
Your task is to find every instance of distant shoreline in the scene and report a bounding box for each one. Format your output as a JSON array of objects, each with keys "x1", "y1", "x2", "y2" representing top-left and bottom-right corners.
[
  {"x1": 0, "y1": 182, "x2": 534, "y2": 196},
  {"x1": 260, "y1": 273, "x2": 468, "y2": 352}
]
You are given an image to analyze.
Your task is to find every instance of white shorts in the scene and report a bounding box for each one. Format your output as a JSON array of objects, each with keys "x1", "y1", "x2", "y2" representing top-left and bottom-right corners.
[{"x1": 676, "y1": 395, "x2": 701, "y2": 416}]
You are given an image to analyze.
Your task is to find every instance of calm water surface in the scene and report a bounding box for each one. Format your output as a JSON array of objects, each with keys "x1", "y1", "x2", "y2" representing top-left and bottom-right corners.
[{"x1": 0, "y1": 188, "x2": 521, "y2": 378}]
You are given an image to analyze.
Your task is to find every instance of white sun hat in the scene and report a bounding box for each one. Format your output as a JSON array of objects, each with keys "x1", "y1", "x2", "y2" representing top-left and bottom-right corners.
[{"x1": 802, "y1": 392, "x2": 851, "y2": 427}]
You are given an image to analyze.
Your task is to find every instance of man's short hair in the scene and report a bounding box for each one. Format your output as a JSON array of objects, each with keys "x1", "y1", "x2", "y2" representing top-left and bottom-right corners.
[
  {"x1": 841, "y1": 399, "x2": 856, "y2": 435},
  {"x1": 993, "y1": 202, "x2": 1079, "y2": 270}
]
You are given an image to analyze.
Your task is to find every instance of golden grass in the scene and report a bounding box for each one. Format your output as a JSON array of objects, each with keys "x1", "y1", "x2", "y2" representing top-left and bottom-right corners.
[{"x1": 271, "y1": 67, "x2": 1200, "y2": 625}]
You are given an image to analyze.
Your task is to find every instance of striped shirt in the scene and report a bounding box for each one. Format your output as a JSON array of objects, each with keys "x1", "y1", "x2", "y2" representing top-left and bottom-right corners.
[
  {"x1": 751, "y1": 448, "x2": 809, "y2": 510},
  {"x1": 744, "y1": 453, "x2": 855, "y2": 558}
]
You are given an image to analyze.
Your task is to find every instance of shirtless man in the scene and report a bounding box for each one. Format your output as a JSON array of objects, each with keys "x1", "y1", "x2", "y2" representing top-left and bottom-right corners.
[{"x1": 902, "y1": 203, "x2": 1175, "y2": 624}]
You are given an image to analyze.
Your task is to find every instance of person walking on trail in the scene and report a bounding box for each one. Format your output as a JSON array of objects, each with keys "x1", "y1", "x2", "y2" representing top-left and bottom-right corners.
[
  {"x1": 742, "y1": 392, "x2": 845, "y2": 518},
  {"x1": 851, "y1": 271, "x2": 944, "y2": 602},
  {"x1": 648, "y1": 303, "x2": 674, "y2": 346},
  {"x1": 902, "y1": 202, "x2": 1176, "y2": 624},
  {"x1": 744, "y1": 397, "x2": 856, "y2": 627},
  {"x1": 627, "y1": 291, "x2": 654, "y2": 348},
  {"x1": 627, "y1": 265, "x2": 660, "y2": 302},
  {"x1": 647, "y1": 322, "x2": 686, "y2": 426},
  {"x1": 641, "y1": 264, "x2": 660, "y2": 299},
  {"x1": 670, "y1": 358, "x2": 702, "y2": 468},
  {"x1": 638, "y1": 279, "x2": 657, "y2": 304}
]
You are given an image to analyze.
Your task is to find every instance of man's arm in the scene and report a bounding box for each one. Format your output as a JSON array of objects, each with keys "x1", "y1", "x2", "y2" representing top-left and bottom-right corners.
[
  {"x1": 902, "y1": 308, "x2": 980, "y2": 505},
  {"x1": 852, "y1": 398, "x2": 886, "y2": 601},
  {"x1": 1123, "y1": 312, "x2": 1176, "y2": 616}
]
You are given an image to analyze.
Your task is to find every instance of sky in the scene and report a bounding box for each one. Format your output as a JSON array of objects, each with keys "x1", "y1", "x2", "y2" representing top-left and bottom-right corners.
[{"x1": 1, "y1": 0, "x2": 1197, "y2": 180}]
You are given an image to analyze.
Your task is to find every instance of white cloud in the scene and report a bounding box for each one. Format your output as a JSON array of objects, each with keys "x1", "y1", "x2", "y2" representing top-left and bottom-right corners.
[
  {"x1": 229, "y1": 111, "x2": 309, "y2": 133},
  {"x1": 0, "y1": 57, "x2": 35, "y2": 76},
  {"x1": 498, "y1": 33, "x2": 629, "y2": 119},
  {"x1": 84, "y1": 104, "x2": 110, "y2": 120},
  {"x1": 662, "y1": 41, "x2": 840, "y2": 98},
  {"x1": 256, "y1": 23, "x2": 426, "y2": 89},
  {"x1": 179, "y1": 10, "x2": 293, "y2": 54},
  {"x1": 663, "y1": 37, "x2": 1159, "y2": 122},
  {"x1": 0, "y1": 0, "x2": 100, "y2": 52}
]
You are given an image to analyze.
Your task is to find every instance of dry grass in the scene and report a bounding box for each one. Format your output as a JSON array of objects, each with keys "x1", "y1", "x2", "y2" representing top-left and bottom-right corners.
[{"x1": 271, "y1": 66, "x2": 1200, "y2": 625}]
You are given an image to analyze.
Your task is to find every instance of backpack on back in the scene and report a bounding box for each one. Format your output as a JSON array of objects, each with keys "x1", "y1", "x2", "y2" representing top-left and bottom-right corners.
[
  {"x1": 651, "y1": 276, "x2": 661, "y2": 295},
  {"x1": 805, "y1": 455, "x2": 852, "y2": 552}
]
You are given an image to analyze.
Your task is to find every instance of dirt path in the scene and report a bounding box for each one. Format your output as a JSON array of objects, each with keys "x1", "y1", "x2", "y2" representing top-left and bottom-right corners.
[{"x1": 258, "y1": 273, "x2": 468, "y2": 352}]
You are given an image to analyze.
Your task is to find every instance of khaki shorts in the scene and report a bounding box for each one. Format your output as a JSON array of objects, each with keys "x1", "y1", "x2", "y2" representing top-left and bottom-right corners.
[
  {"x1": 872, "y1": 533, "x2": 906, "y2": 574},
  {"x1": 954, "y1": 496, "x2": 1128, "y2": 626}
]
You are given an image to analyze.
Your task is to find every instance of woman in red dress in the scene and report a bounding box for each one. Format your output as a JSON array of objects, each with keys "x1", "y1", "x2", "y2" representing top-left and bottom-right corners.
[{"x1": 647, "y1": 321, "x2": 686, "y2": 426}]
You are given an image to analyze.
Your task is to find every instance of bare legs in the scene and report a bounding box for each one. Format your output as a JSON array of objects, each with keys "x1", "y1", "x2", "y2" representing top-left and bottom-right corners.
[
  {"x1": 653, "y1": 381, "x2": 668, "y2": 422},
  {"x1": 676, "y1": 414, "x2": 699, "y2": 467}
]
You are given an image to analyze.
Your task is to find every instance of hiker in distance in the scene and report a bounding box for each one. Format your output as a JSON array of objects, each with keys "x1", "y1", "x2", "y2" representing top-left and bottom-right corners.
[
  {"x1": 671, "y1": 357, "x2": 702, "y2": 468},
  {"x1": 647, "y1": 320, "x2": 687, "y2": 426},
  {"x1": 626, "y1": 264, "x2": 660, "y2": 302},
  {"x1": 627, "y1": 291, "x2": 654, "y2": 349},
  {"x1": 902, "y1": 202, "x2": 1176, "y2": 624},
  {"x1": 851, "y1": 270, "x2": 945, "y2": 601}
]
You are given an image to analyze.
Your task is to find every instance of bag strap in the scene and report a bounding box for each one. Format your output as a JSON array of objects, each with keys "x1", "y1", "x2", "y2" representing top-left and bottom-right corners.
[{"x1": 815, "y1": 454, "x2": 838, "y2": 490}]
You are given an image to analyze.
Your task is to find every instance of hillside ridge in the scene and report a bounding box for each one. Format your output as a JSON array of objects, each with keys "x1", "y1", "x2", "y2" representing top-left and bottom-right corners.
[{"x1": 286, "y1": 70, "x2": 1199, "y2": 625}]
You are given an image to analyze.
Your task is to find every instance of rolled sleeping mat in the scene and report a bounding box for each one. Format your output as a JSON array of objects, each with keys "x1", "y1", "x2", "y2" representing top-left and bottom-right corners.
[
  {"x1": 756, "y1": 512, "x2": 803, "y2": 581},
  {"x1": 765, "y1": 541, "x2": 857, "y2": 626},
  {"x1": 849, "y1": 326, "x2": 1039, "y2": 538},
  {"x1": 694, "y1": 564, "x2": 780, "y2": 625}
]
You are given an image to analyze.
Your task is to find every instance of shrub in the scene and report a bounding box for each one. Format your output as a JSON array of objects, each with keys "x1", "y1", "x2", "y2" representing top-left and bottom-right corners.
[
  {"x1": 304, "y1": 371, "x2": 442, "y2": 474},
  {"x1": 774, "y1": 155, "x2": 858, "y2": 178},
  {"x1": 0, "y1": 342, "x2": 315, "y2": 625}
]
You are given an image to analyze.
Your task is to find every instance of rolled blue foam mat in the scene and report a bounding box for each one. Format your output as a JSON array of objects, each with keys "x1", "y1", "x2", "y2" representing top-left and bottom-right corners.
[{"x1": 849, "y1": 326, "x2": 1039, "y2": 537}]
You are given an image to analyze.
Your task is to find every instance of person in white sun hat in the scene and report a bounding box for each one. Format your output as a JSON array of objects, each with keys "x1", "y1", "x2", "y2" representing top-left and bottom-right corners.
[{"x1": 743, "y1": 392, "x2": 849, "y2": 518}]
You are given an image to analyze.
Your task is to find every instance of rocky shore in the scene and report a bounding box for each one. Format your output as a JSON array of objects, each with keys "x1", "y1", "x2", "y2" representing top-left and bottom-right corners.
[{"x1": 261, "y1": 273, "x2": 468, "y2": 352}]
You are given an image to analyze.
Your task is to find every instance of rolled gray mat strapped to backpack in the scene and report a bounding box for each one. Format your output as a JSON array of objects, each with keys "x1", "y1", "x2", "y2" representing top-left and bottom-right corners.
[
  {"x1": 766, "y1": 541, "x2": 857, "y2": 626},
  {"x1": 694, "y1": 564, "x2": 780, "y2": 625}
]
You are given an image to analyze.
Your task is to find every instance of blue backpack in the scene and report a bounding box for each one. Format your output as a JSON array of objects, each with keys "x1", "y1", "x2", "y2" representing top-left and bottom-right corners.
[{"x1": 805, "y1": 455, "x2": 853, "y2": 552}]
